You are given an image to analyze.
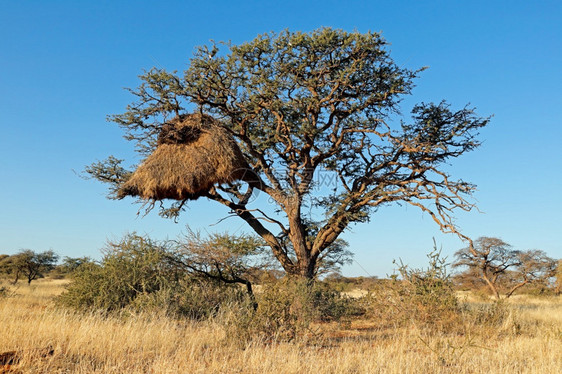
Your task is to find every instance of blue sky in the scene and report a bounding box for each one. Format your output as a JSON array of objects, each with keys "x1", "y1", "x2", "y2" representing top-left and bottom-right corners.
[{"x1": 1, "y1": 1, "x2": 561, "y2": 276}]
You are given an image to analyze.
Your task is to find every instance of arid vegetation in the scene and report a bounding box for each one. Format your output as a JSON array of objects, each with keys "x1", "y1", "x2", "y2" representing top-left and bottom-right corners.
[
  {"x1": 1, "y1": 241, "x2": 561, "y2": 373},
  {"x1": 3, "y1": 27, "x2": 560, "y2": 374}
]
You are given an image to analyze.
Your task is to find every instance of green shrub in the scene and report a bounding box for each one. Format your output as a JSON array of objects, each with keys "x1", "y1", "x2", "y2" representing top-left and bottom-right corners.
[
  {"x1": 361, "y1": 245, "x2": 517, "y2": 334},
  {"x1": 219, "y1": 278, "x2": 362, "y2": 344},
  {"x1": 58, "y1": 234, "x2": 250, "y2": 319},
  {"x1": 49, "y1": 257, "x2": 93, "y2": 279},
  {"x1": 58, "y1": 233, "x2": 363, "y2": 342},
  {"x1": 58, "y1": 235, "x2": 177, "y2": 312}
]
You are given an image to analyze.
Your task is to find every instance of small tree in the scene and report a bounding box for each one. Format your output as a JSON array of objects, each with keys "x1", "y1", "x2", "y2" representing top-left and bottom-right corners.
[
  {"x1": 364, "y1": 242, "x2": 461, "y2": 329},
  {"x1": 88, "y1": 28, "x2": 489, "y2": 279},
  {"x1": 0, "y1": 255, "x2": 11, "y2": 279},
  {"x1": 0, "y1": 250, "x2": 59, "y2": 284},
  {"x1": 172, "y1": 230, "x2": 274, "y2": 301},
  {"x1": 453, "y1": 237, "x2": 555, "y2": 298}
]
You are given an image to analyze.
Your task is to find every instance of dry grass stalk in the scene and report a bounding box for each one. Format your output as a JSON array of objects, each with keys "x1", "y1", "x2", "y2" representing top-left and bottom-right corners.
[{"x1": 118, "y1": 113, "x2": 249, "y2": 201}]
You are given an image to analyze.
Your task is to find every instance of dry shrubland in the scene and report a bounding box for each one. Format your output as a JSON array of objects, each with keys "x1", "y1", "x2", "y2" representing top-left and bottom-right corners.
[{"x1": 1, "y1": 276, "x2": 562, "y2": 373}]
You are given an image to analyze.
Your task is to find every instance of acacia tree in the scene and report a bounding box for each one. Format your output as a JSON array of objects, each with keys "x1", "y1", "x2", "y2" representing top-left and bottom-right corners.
[
  {"x1": 171, "y1": 231, "x2": 273, "y2": 302},
  {"x1": 453, "y1": 237, "x2": 556, "y2": 298},
  {"x1": 0, "y1": 250, "x2": 59, "y2": 284},
  {"x1": 453, "y1": 237, "x2": 515, "y2": 299},
  {"x1": 89, "y1": 28, "x2": 488, "y2": 278},
  {"x1": 505, "y1": 249, "x2": 557, "y2": 297}
]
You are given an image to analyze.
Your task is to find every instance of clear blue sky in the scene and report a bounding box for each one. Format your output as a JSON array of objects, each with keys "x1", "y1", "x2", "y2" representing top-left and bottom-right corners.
[{"x1": 1, "y1": 1, "x2": 560, "y2": 276}]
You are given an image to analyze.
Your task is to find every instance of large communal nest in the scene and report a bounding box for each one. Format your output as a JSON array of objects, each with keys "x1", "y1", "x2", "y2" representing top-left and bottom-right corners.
[{"x1": 118, "y1": 113, "x2": 250, "y2": 201}]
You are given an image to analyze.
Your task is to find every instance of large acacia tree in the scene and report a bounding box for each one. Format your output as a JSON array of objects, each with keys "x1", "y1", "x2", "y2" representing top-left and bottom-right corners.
[{"x1": 89, "y1": 28, "x2": 488, "y2": 278}]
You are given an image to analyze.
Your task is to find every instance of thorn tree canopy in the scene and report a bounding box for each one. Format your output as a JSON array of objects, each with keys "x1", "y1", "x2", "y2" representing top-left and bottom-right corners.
[
  {"x1": 453, "y1": 237, "x2": 557, "y2": 299},
  {"x1": 0, "y1": 250, "x2": 59, "y2": 284},
  {"x1": 87, "y1": 28, "x2": 489, "y2": 278}
]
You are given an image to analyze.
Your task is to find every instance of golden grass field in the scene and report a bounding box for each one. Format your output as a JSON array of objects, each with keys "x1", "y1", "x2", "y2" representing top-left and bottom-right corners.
[{"x1": 1, "y1": 279, "x2": 562, "y2": 373}]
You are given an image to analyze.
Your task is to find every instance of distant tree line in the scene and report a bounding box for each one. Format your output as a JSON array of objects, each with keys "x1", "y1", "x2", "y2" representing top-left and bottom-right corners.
[
  {"x1": 0, "y1": 249, "x2": 98, "y2": 285},
  {"x1": 1, "y1": 235, "x2": 560, "y2": 301}
]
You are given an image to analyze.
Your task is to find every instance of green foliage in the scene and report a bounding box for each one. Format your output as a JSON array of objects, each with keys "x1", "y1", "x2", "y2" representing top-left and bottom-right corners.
[
  {"x1": 50, "y1": 256, "x2": 94, "y2": 279},
  {"x1": 58, "y1": 231, "x2": 362, "y2": 338},
  {"x1": 59, "y1": 234, "x2": 180, "y2": 312},
  {"x1": 58, "y1": 233, "x2": 260, "y2": 317},
  {"x1": 88, "y1": 27, "x2": 488, "y2": 279},
  {"x1": 395, "y1": 247, "x2": 459, "y2": 310},
  {"x1": 128, "y1": 279, "x2": 247, "y2": 319},
  {"x1": 84, "y1": 156, "x2": 132, "y2": 198},
  {"x1": 0, "y1": 255, "x2": 11, "y2": 280},
  {"x1": 57, "y1": 261, "x2": 105, "y2": 309},
  {"x1": 555, "y1": 259, "x2": 562, "y2": 295},
  {"x1": 0, "y1": 250, "x2": 59, "y2": 284}
]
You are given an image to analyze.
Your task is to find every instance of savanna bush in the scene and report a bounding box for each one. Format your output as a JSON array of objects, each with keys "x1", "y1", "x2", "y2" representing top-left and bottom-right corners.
[
  {"x1": 361, "y1": 246, "x2": 462, "y2": 330},
  {"x1": 128, "y1": 279, "x2": 247, "y2": 319},
  {"x1": 219, "y1": 278, "x2": 362, "y2": 344},
  {"x1": 58, "y1": 234, "x2": 175, "y2": 312},
  {"x1": 360, "y1": 245, "x2": 518, "y2": 335},
  {"x1": 59, "y1": 233, "x2": 360, "y2": 343},
  {"x1": 57, "y1": 233, "x2": 246, "y2": 317}
]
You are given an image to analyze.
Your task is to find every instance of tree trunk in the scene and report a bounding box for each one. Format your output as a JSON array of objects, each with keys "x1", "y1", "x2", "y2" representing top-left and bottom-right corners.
[
  {"x1": 482, "y1": 272, "x2": 500, "y2": 299},
  {"x1": 12, "y1": 270, "x2": 19, "y2": 285},
  {"x1": 505, "y1": 280, "x2": 528, "y2": 298},
  {"x1": 243, "y1": 280, "x2": 258, "y2": 311},
  {"x1": 285, "y1": 198, "x2": 318, "y2": 279},
  {"x1": 295, "y1": 256, "x2": 317, "y2": 279},
  {"x1": 27, "y1": 269, "x2": 37, "y2": 284}
]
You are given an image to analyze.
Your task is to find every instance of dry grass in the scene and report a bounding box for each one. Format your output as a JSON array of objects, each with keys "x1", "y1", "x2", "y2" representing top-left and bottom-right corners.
[{"x1": 1, "y1": 279, "x2": 562, "y2": 373}]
